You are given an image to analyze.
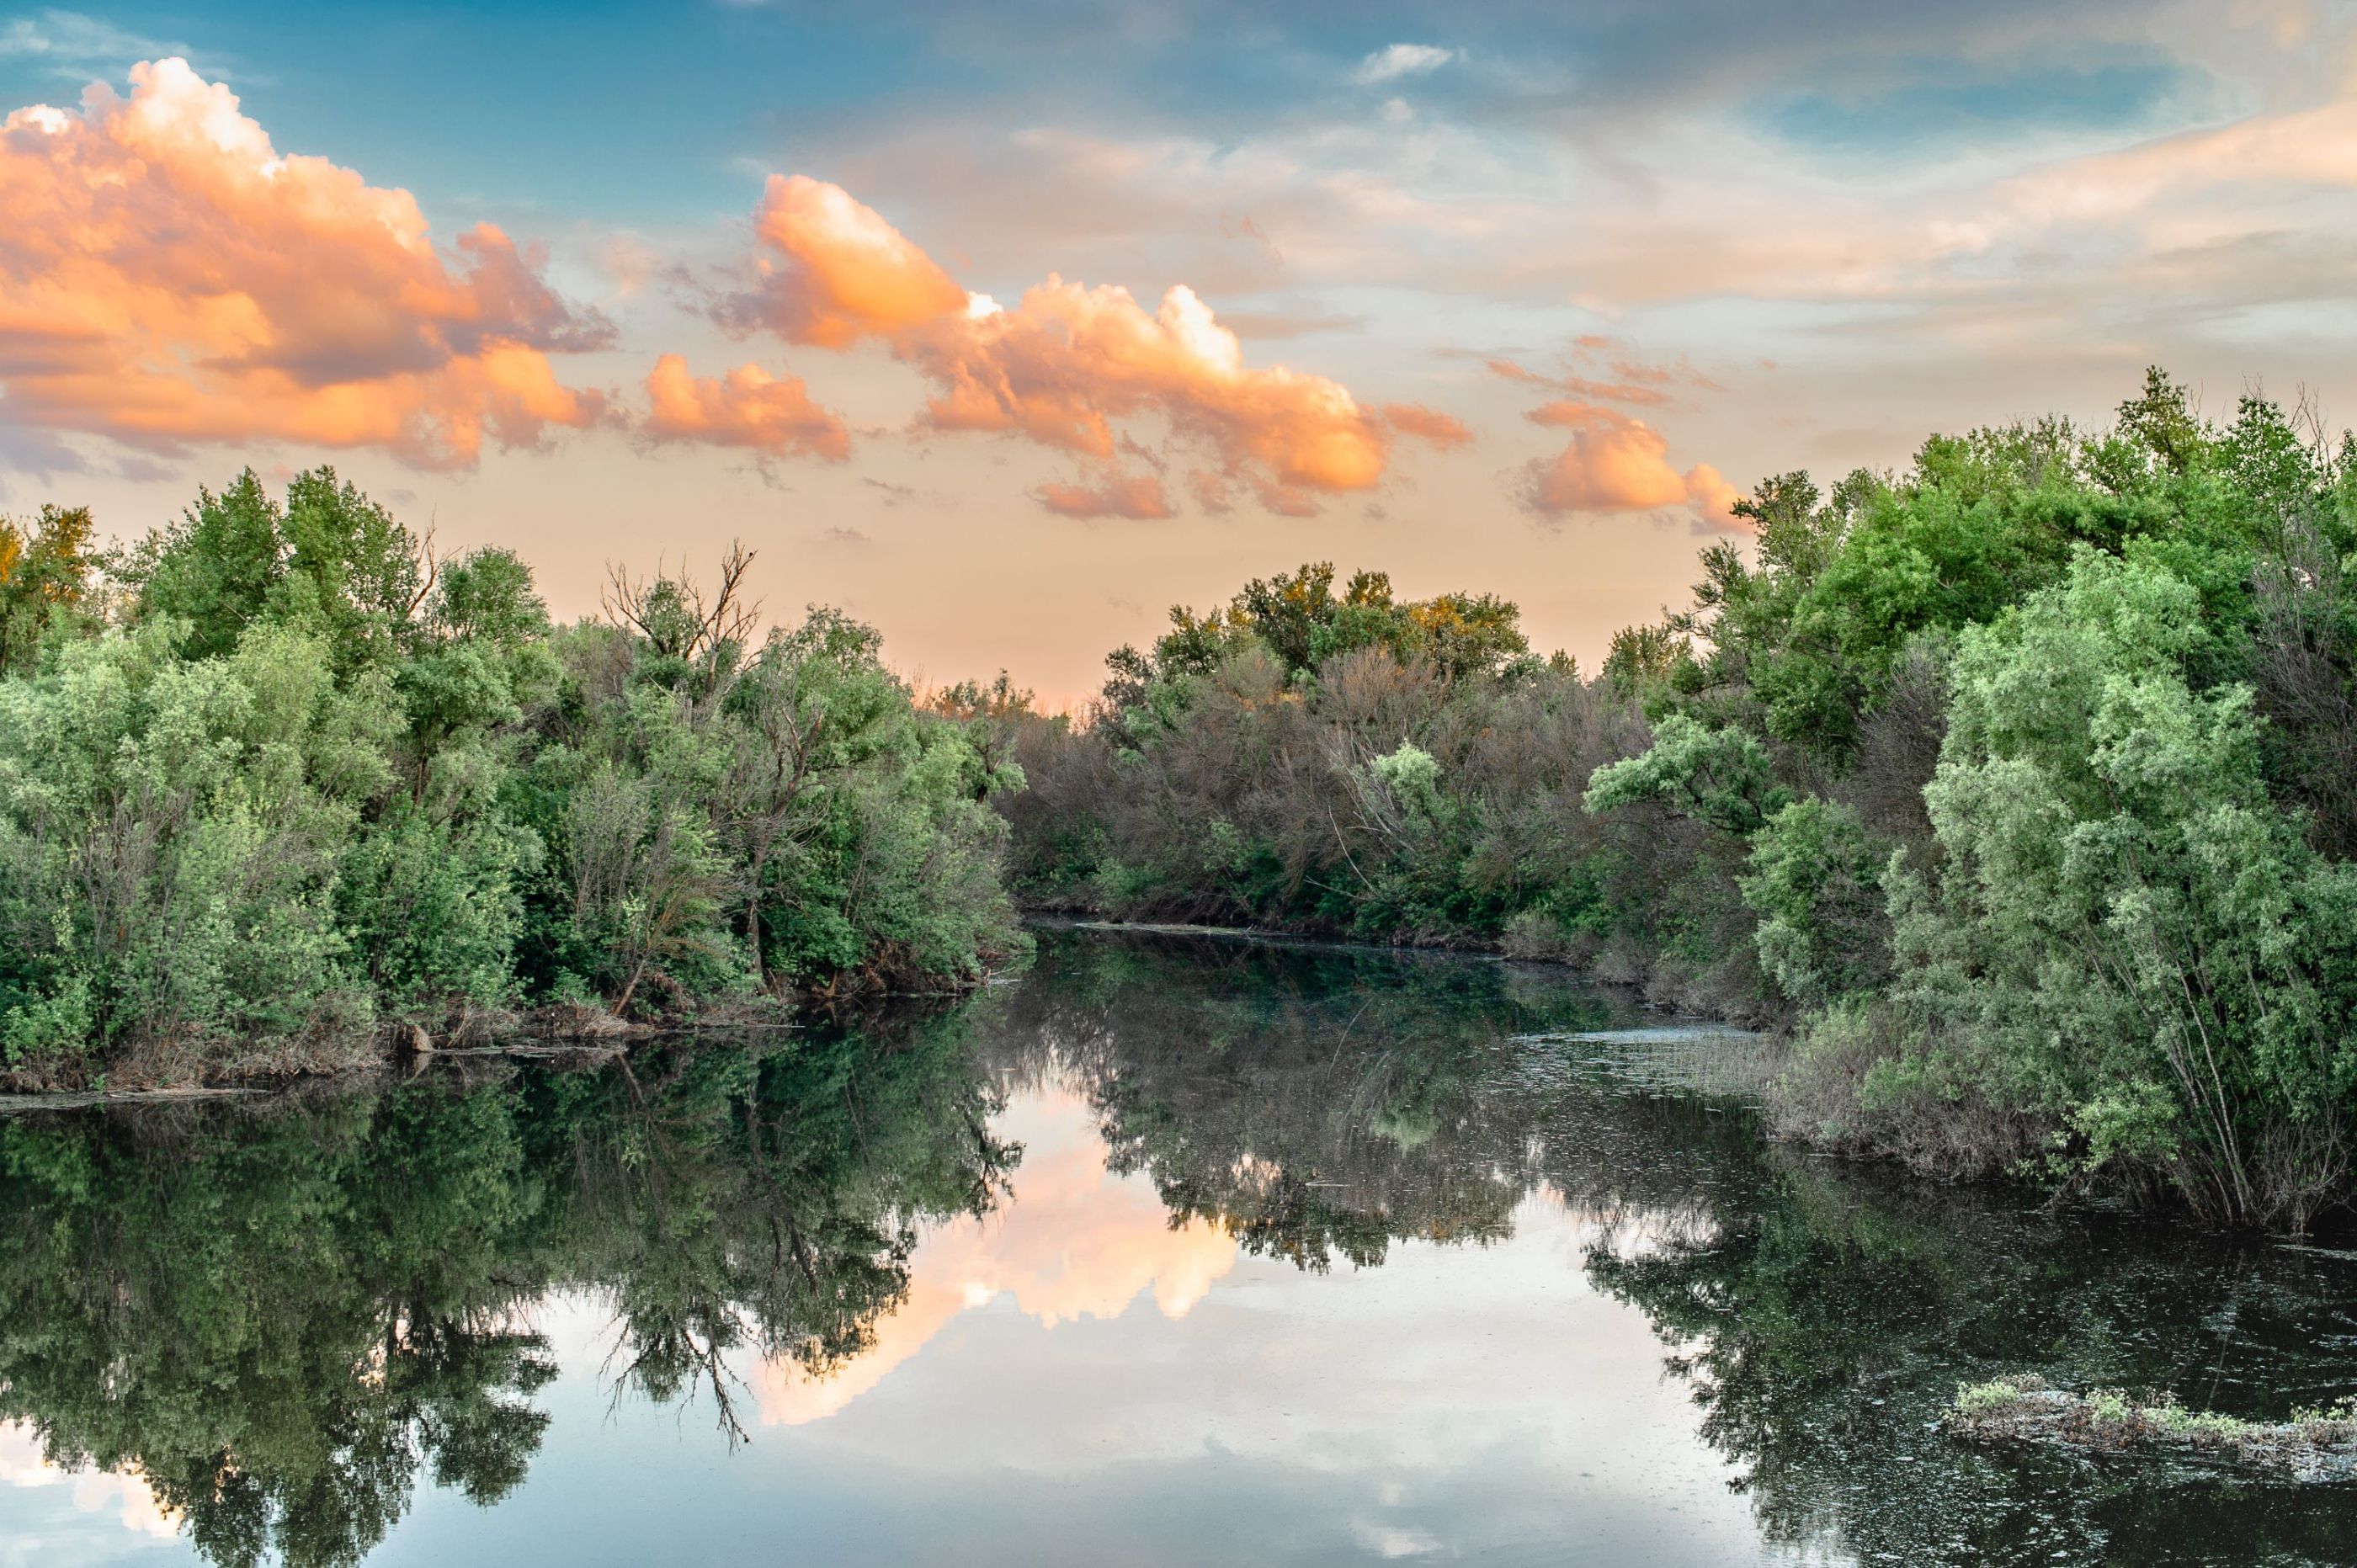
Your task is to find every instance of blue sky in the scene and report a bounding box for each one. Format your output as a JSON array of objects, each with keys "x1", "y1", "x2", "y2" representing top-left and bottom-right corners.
[{"x1": 1, "y1": 1, "x2": 2350, "y2": 697}]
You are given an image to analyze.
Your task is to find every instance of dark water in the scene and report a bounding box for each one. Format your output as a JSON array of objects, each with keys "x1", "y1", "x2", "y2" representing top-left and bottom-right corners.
[{"x1": 3, "y1": 926, "x2": 2354, "y2": 1566}]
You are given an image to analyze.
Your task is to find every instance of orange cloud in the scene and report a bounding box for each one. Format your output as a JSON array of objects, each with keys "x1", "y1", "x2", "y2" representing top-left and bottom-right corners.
[
  {"x1": 642, "y1": 353, "x2": 849, "y2": 460},
  {"x1": 1684, "y1": 463, "x2": 1743, "y2": 531},
  {"x1": 1562, "y1": 377, "x2": 1675, "y2": 407},
  {"x1": 1381, "y1": 401, "x2": 1473, "y2": 448},
  {"x1": 722, "y1": 173, "x2": 970, "y2": 348},
  {"x1": 1504, "y1": 339, "x2": 1743, "y2": 531},
  {"x1": 1188, "y1": 468, "x2": 1237, "y2": 513},
  {"x1": 1486, "y1": 346, "x2": 1700, "y2": 408},
  {"x1": 0, "y1": 59, "x2": 612, "y2": 469},
  {"x1": 1521, "y1": 401, "x2": 1743, "y2": 530},
  {"x1": 716, "y1": 178, "x2": 1418, "y2": 514},
  {"x1": 1035, "y1": 469, "x2": 1175, "y2": 519}
]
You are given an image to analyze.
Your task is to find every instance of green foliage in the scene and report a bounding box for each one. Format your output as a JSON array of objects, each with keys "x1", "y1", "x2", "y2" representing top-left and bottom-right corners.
[
  {"x1": 1885, "y1": 549, "x2": 2357, "y2": 1227},
  {"x1": 1739, "y1": 799, "x2": 1891, "y2": 1008},
  {"x1": 0, "y1": 502, "x2": 98, "y2": 674},
  {"x1": 0, "y1": 618, "x2": 386, "y2": 1054},
  {"x1": 1012, "y1": 369, "x2": 2357, "y2": 1225},
  {"x1": 1583, "y1": 714, "x2": 1791, "y2": 837},
  {"x1": 120, "y1": 470, "x2": 295, "y2": 662},
  {"x1": 0, "y1": 471, "x2": 1024, "y2": 1082},
  {"x1": 1099, "y1": 559, "x2": 1531, "y2": 728},
  {"x1": 1014, "y1": 570, "x2": 1749, "y2": 1009}
]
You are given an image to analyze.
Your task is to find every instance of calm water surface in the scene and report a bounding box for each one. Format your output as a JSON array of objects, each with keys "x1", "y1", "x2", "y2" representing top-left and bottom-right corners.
[{"x1": 3, "y1": 926, "x2": 2355, "y2": 1565}]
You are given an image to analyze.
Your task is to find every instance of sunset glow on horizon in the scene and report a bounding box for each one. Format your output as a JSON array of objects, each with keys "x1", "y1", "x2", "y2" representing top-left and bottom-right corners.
[{"x1": 5, "y1": 3, "x2": 2356, "y2": 700}]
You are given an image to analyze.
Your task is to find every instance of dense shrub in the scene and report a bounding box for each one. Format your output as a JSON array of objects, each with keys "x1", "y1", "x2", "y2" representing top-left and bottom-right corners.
[
  {"x1": 1003, "y1": 371, "x2": 2357, "y2": 1226},
  {"x1": 0, "y1": 470, "x2": 1024, "y2": 1082}
]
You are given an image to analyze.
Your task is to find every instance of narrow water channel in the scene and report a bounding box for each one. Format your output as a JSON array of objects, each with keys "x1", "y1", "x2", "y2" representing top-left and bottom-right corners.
[{"x1": 3, "y1": 925, "x2": 2353, "y2": 1565}]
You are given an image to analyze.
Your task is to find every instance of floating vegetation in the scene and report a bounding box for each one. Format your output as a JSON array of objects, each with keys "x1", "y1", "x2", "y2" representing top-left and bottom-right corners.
[{"x1": 1948, "y1": 1374, "x2": 2357, "y2": 1482}]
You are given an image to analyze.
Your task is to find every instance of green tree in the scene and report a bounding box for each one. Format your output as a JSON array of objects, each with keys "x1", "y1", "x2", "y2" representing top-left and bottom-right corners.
[
  {"x1": 0, "y1": 502, "x2": 98, "y2": 674},
  {"x1": 1886, "y1": 549, "x2": 2357, "y2": 1227}
]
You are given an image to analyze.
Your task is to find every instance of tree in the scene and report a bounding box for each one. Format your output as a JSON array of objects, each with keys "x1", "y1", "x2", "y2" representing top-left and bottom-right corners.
[
  {"x1": 0, "y1": 503, "x2": 97, "y2": 675},
  {"x1": 126, "y1": 469, "x2": 287, "y2": 661},
  {"x1": 1888, "y1": 549, "x2": 2357, "y2": 1228}
]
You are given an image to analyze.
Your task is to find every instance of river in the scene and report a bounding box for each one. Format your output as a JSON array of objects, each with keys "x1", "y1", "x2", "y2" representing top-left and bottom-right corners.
[{"x1": 2, "y1": 924, "x2": 2353, "y2": 1565}]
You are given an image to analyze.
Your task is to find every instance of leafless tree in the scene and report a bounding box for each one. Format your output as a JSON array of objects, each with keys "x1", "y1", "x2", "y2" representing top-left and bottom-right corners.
[{"x1": 601, "y1": 540, "x2": 762, "y2": 695}]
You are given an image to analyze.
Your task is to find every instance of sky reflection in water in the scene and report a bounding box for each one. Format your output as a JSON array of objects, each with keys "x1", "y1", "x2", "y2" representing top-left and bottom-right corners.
[{"x1": 3, "y1": 927, "x2": 2354, "y2": 1566}]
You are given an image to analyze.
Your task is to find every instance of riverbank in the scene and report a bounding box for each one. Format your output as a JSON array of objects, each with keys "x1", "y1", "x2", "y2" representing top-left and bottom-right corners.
[
  {"x1": 0, "y1": 971, "x2": 1002, "y2": 1097},
  {"x1": 1022, "y1": 904, "x2": 1789, "y2": 1022},
  {"x1": 1025, "y1": 912, "x2": 2353, "y2": 1235}
]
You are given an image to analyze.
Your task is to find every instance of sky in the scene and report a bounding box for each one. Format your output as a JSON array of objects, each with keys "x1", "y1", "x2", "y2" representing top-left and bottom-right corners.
[
  {"x1": 3, "y1": 1, "x2": 2355, "y2": 703},
  {"x1": 0, "y1": 1077, "x2": 1766, "y2": 1565}
]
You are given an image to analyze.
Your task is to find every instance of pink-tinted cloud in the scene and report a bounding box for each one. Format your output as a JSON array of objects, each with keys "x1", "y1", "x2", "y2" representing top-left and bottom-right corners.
[
  {"x1": 1487, "y1": 343, "x2": 1714, "y2": 408},
  {"x1": 1521, "y1": 401, "x2": 1743, "y2": 530},
  {"x1": 1381, "y1": 401, "x2": 1474, "y2": 448},
  {"x1": 0, "y1": 59, "x2": 612, "y2": 469},
  {"x1": 1502, "y1": 340, "x2": 1743, "y2": 530},
  {"x1": 715, "y1": 178, "x2": 1424, "y2": 513},
  {"x1": 2003, "y1": 97, "x2": 2357, "y2": 226},
  {"x1": 1188, "y1": 468, "x2": 1236, "y2": 513},
  {"x1": 1684, "y1": 463, "x2": 1743, "y2": 531},
  {"x1": 1035, "y1": 469, "x2": 1175, "y2": 519},
  {"x1": 642, "y1": 353, "x2": 849, "y2": 460}
]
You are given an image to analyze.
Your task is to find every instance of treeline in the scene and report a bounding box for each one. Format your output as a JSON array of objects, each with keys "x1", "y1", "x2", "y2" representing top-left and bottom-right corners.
[
  {"x1": 0, "y1": 470, "x2": 1024, "y2": 1086},
  {"x1": 1002, "y1": 371, "x2": 2357, "y2": 1230}
]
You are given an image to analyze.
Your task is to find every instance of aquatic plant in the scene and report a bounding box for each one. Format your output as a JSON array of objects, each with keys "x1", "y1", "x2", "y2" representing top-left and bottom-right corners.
[{"x1": 1948, "y1": 1377, "x2": 2357, "y2": 1480}]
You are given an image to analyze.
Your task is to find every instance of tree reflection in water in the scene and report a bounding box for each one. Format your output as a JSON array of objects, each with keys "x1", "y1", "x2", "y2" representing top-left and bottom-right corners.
[
  {"x1": 0, "y1": 1013, "x2": 1013, "y2": 1568},
  {"x1": 992, "y1": 928, "x2": 2357, "y2": 1568},
  {"x1": 3, "y1": 925, "x2": 2354, "y2": 1567}
]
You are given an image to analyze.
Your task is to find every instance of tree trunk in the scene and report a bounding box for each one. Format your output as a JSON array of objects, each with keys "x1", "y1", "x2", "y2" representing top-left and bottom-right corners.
[
  {"x1": 612, "y1": 955, "x2": 649, "y2": 1018},
  {"x1": 747, "y1": 847, "x2": 769, "y2": 992}
]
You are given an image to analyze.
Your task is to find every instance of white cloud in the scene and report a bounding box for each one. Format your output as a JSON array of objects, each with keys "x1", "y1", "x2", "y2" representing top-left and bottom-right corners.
[
  {"x1": 0, "y1": 10, "x2": 178, "y2": 73},
  {"x1": 1352, "y1": 43, "x2": 1457, "y2": 86}
]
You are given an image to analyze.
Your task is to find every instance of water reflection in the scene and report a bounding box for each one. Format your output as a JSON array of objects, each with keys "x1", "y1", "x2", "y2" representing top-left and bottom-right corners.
[
  {"x1": 1, "y1": 926, "x2": 2353, "y2": 1565},
  {"x1": 0, "y1": 1019, "x2": 1012, "y2": 1565},
  {"x1": 752, "y1": 1087, "x2": 1235, "y2": 1427}
]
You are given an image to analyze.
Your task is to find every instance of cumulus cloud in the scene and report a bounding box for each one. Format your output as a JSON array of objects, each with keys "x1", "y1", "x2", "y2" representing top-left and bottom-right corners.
[
  {"x1": 1497, "y1": 342, "x2": 1742, "y2": 529},
  {"x1": 1520, "y1": 401, "x2": 1742, "y2": 529},
  {"x1": 1352, "y1": 43, "x2": 1457, "y2": 86},
  {"x1": 1684, "y1": 461, "x2": 1743, "y2": 530},
  {"x1": 717, "y1": 173, "x2": 969, "y2": 348},
  {"x1": 0, "y1": 58, "x2": 613, "y2": 469},
  {"x1": 1523, "y1": 403, "x2": 1689, "y2": 510},
  {"x1": 642, "y1": 354, "x2": 849, "y2": 460},
  {"x1": 1034, "y1": 468, "x2": 1175, "y2": 519},
  {"x1": 714, "y1": 177, "x2": 1428, "y2": 513}
]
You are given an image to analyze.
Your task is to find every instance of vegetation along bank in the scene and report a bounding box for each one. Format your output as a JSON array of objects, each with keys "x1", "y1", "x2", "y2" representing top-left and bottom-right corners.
[
  {"x1": 995, "y1": 370, "x2": 2357, "y2": 1231},
  {"x1": 4, "y1": 368, "x2": 2354, "y2": 1230}
]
